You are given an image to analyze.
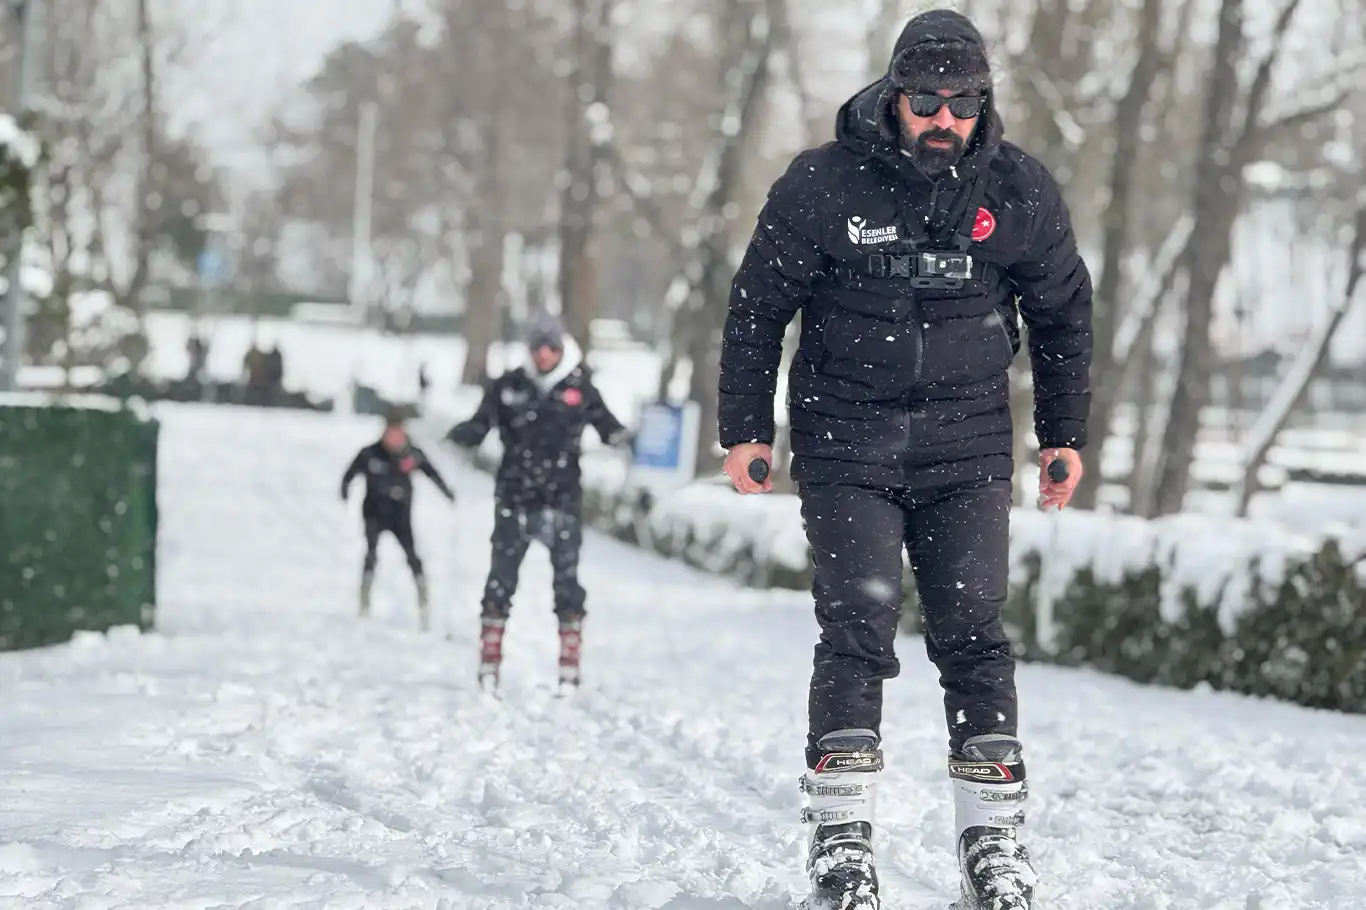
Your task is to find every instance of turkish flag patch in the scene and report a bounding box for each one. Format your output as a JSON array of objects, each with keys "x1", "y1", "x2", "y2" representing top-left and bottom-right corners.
[
  {"x1": 971, "y1": 206, "x2": 996, "y2": 242},
  {"x1": 561, "y1": 387, "x2": 582, "y2": 406},
  {"x1": 398, "y1": 456, "x2": 416, "y2": 473}
]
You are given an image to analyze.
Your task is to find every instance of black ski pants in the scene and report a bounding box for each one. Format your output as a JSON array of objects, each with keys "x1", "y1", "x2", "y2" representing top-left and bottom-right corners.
[
  {"x1": 798, "y1": 478, "x2": 1015, "y2": 767},
  {"x1": 363, "y1": 507, "x2": 424, "y2": 578},
  {"x1": 481, "y1": 498, "x2": 586, "y2": 620}
]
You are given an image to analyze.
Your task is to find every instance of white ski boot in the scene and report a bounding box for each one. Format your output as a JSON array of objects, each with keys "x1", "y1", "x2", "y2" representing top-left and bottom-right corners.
[
  {"x1": 950, "y1": 734, "x2": 1036, "y2": 910},
  {"x1": 801, "y1": 729, "x2": 882, "y2": 910}
]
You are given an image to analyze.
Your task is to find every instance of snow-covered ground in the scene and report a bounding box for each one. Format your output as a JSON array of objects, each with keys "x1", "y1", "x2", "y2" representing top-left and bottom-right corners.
[{"x1": 1, "y1": 402, "x2": 1364, "y2": 909}]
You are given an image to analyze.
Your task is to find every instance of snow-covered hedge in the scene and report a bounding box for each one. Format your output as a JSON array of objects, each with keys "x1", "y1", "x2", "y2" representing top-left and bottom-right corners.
[
  {"x1": 1006, "y1": 532, "x2": 1366, "y2": 710},
  {"x1": 425, "y1": 418, "x2": 1366, "y2": 713},
  {"x1": 995, "y1": 511, "x2": 1366, "y2": 712}
]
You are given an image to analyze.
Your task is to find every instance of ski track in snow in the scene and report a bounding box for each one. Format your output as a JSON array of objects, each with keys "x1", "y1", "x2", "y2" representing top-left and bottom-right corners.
[{"x1": 1, "y1": 403, "x2": 1364, "y2": 909}]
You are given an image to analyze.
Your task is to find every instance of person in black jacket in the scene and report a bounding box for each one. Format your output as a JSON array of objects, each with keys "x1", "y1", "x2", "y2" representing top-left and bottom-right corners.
[
  {"x1": 445, "y1": 313, "x2": 630, "y2": 692},
  {"x1": 717, "y1": 10, "x2": 1091, "y2": 910},
  {"x1": 341, "y1": 410, "x2": 455, "y2": 631}
]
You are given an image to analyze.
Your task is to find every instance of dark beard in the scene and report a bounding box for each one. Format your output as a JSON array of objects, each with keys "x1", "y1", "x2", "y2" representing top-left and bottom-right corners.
[{"x1": 903, "y1": 126, "x2": 965, "y2": 177}]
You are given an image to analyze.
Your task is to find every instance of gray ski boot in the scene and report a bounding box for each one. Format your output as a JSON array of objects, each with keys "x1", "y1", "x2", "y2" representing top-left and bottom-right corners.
[
  {"x1": 800, "y1": 729, "x2": 882, "y2": 910},
  {"x1": 950, "y1": 734, "x2": 1036, "y2": 910},
  {"x1": 359, "y1": 569, "x2": 374, "y2": 617},
  {"x1": 415, "y1": 575, "x2": 431, "y2": 631}
]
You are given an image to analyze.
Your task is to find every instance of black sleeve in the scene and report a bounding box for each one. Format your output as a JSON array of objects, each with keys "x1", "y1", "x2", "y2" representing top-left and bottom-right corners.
[
  {"x1": 1006, "y1": 162, "x2": 1094, "y2": 451},
  {"x1": 717, "y1": 149, "x2": 828, "y2": 448},
  {"x1": 341, "y1": 448, "x2": 366, "y2": 498},
  {"x1": 446, "y1": 380, "x2": 498, "y2": 448},
  {"x1": 582, "y1": 377, "x2": 629, "y2": 446},
  {"x1": 414, "y1": 448, "x2": 455, "y2": 500}
]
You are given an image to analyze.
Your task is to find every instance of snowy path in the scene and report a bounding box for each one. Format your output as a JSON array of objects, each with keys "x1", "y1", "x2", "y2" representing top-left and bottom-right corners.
[{"x1": 1, "y1": 404, "x2": 1364, "y2": 909}]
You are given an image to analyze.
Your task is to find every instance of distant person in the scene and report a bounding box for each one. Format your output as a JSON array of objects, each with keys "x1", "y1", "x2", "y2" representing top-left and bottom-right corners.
[
  {"x1": 242, "y1": 344, "x2": 266, "y2": 391},
  {"x1": 264, "y1": 345, "x2": 284, "y2": 384},
  {"x1": 264, "y1": 345, "x2": 285, "y2": 404},
  {"x1": 186, "y1": 335, "x2": 208, "y2": 383},
  {"x1": 341, "y1": 410, "x2": 456, "y2": 631},
  {"x1": 444, "y1": 312, "x2": 631, "y2": 693}
]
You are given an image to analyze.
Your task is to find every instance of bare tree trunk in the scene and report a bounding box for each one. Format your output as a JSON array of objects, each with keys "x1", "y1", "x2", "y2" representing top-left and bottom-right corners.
[
  {"x1": 1232, "y1": 207, "x2": 1366, "y2": 515},
  {"x1": 1127, "y1": 272, "x2": 1181, "y2": 516},
  {"x1": 1072, "y1": 0, "x2": 1166, "y2": 509},
  {"x1": 655, "y1": 278, "x2": 689, "y2": 402},
  {"x1": 124, "y1": 0, "x2": 158, "y2": 372},
  {"x1": 1010, "y1": 0, "x2": 1075, "y2": 179},
  {"x1": 863, "y1": 0, "x2": 901, "y2": 83},
  {"x1": 681, "y1": 0, "x2": 777, "y2": 476},
  {"x1": 462, "y1": 228, "x2": 504, "y2": 385},
  {"x1": 461, "y1": 148, "x2": 505, "y2": 386},
  {"x1": 1126, "y1": 313, "x2": 1165, "y2": 513},
  {"x1": 772, "y1": 0, "x2": 822, "y2": 145},
  {"x1": 1151, "y1": 0, "x2": 1306, "y2": 515},
  {"x1": 557, "y1": 0, "x2": 615, "y2": 352}
]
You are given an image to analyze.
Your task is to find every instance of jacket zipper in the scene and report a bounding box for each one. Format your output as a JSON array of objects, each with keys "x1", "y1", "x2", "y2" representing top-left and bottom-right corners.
[
  {"x1": 913, "y1": 315, "x2": 924, "y2": 384},
  {"x1": 905, "y1": 292, "x2": 924, "y2": 385},
  {"x1": 923, "y1": 182, "x2": 942, "y2": 240}
]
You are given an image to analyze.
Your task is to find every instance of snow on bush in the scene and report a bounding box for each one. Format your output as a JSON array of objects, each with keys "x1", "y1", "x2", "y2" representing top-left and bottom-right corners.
[
  {"x1": 0, "y1": 114, "x2": 41, "y2": 170},
  {"x1": 647, "y1": 483, "x2": 809, "y2": 582},
  {"x1": 646, "y1": 483, "x2": 1365, "y2": 630},
  {"x1": 1007, "y1": 507, "x2": 1358, "y2": 631}
]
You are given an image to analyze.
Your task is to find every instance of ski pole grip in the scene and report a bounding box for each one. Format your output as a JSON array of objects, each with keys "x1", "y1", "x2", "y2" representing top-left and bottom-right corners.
[
  {"x1": 747, "y1": 458, "x2": 770, "y2": 483},
  {"x1": 1046, "y1": 458, "x2": 1070, "y2": 484}
]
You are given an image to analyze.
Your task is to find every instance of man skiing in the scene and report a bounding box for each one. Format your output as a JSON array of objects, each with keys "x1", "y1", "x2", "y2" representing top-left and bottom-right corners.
[
  {"x1": 717, "y1": 9, "x2": 1091, "y2": 910},
  {"x1": 341, "y1": 410, "x2": 455, "y2": 630},
  {"x1": 445, "y1": 313, "x2": 631, "y2": 692}
]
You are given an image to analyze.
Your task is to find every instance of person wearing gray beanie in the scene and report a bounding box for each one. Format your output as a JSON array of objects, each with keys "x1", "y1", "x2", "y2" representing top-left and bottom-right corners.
[
  {"x1": 525, "y1": 312, "x2": 567, "y2": 359},
  {"x1": 444, "y1": 310, "x2": 632, "y2": 695}
]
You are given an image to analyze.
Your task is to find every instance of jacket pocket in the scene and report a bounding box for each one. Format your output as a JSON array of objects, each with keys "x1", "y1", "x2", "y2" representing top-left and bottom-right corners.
[
  {"x1": 816, "y1": 293, "x2": 921, "y2": 392},
  {"x1": 994, "y1": 301, "x2": 1021, "y2": 358},
  {"x1": 918, "y1": 310, "x2": 1015, "y2": 386}
]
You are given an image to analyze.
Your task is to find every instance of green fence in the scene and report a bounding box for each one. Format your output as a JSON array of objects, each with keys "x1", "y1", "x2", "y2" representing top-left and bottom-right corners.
[{"x1": 0, "y1": 402, "x2": 158, "y2": 650}]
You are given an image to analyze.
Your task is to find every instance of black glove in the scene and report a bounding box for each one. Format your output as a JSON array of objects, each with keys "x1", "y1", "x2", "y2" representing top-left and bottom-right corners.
[{"x1": 445, "y1": 425, "x2": 476, "y2": 448}]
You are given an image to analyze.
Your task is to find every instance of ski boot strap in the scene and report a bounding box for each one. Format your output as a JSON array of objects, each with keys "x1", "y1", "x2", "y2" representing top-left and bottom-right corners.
[
  {"x1": 950, "y1": 757, "x2": 1028, "y2": 835},
  {"x1": 800, "y1": 774, "x2": 879, "y2": 827},
  {"x1": 800, "y1": 747, "x2": 882, "y2": 828}
]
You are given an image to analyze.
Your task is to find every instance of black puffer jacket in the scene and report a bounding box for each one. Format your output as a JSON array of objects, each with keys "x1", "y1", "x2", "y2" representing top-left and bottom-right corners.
[
  {"x1": 446, "y1": 348, "x2": 629, "y2": 510},
  {"x1": 342, "y1": 441, "x2": 453, "y2": 516},
  {"x1": 717, "y1": 13, "x2": 1092, "y2": 490}
]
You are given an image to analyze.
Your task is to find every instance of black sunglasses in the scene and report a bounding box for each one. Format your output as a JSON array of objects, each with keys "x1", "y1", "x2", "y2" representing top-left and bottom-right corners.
[{"x1": 904, "y1": 93, "x2": 986, "y2": 119}]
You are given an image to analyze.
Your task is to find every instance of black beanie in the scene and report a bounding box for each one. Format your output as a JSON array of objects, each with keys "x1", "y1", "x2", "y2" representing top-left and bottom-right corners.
[{"x1": 887, "y1": 9, "x2": 992, "y2": 95}]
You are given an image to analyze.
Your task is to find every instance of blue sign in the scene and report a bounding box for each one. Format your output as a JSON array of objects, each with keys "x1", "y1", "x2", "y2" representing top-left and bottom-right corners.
[
  {"x1": 197, "y1": 248, "x2": 230, "y2": 286},
  {"x1": 627, "y1": 400, "x2": 701, "y2": 491},
  {"x1": 632, "y1": 403, "x2": 684, "y2": 470}
]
